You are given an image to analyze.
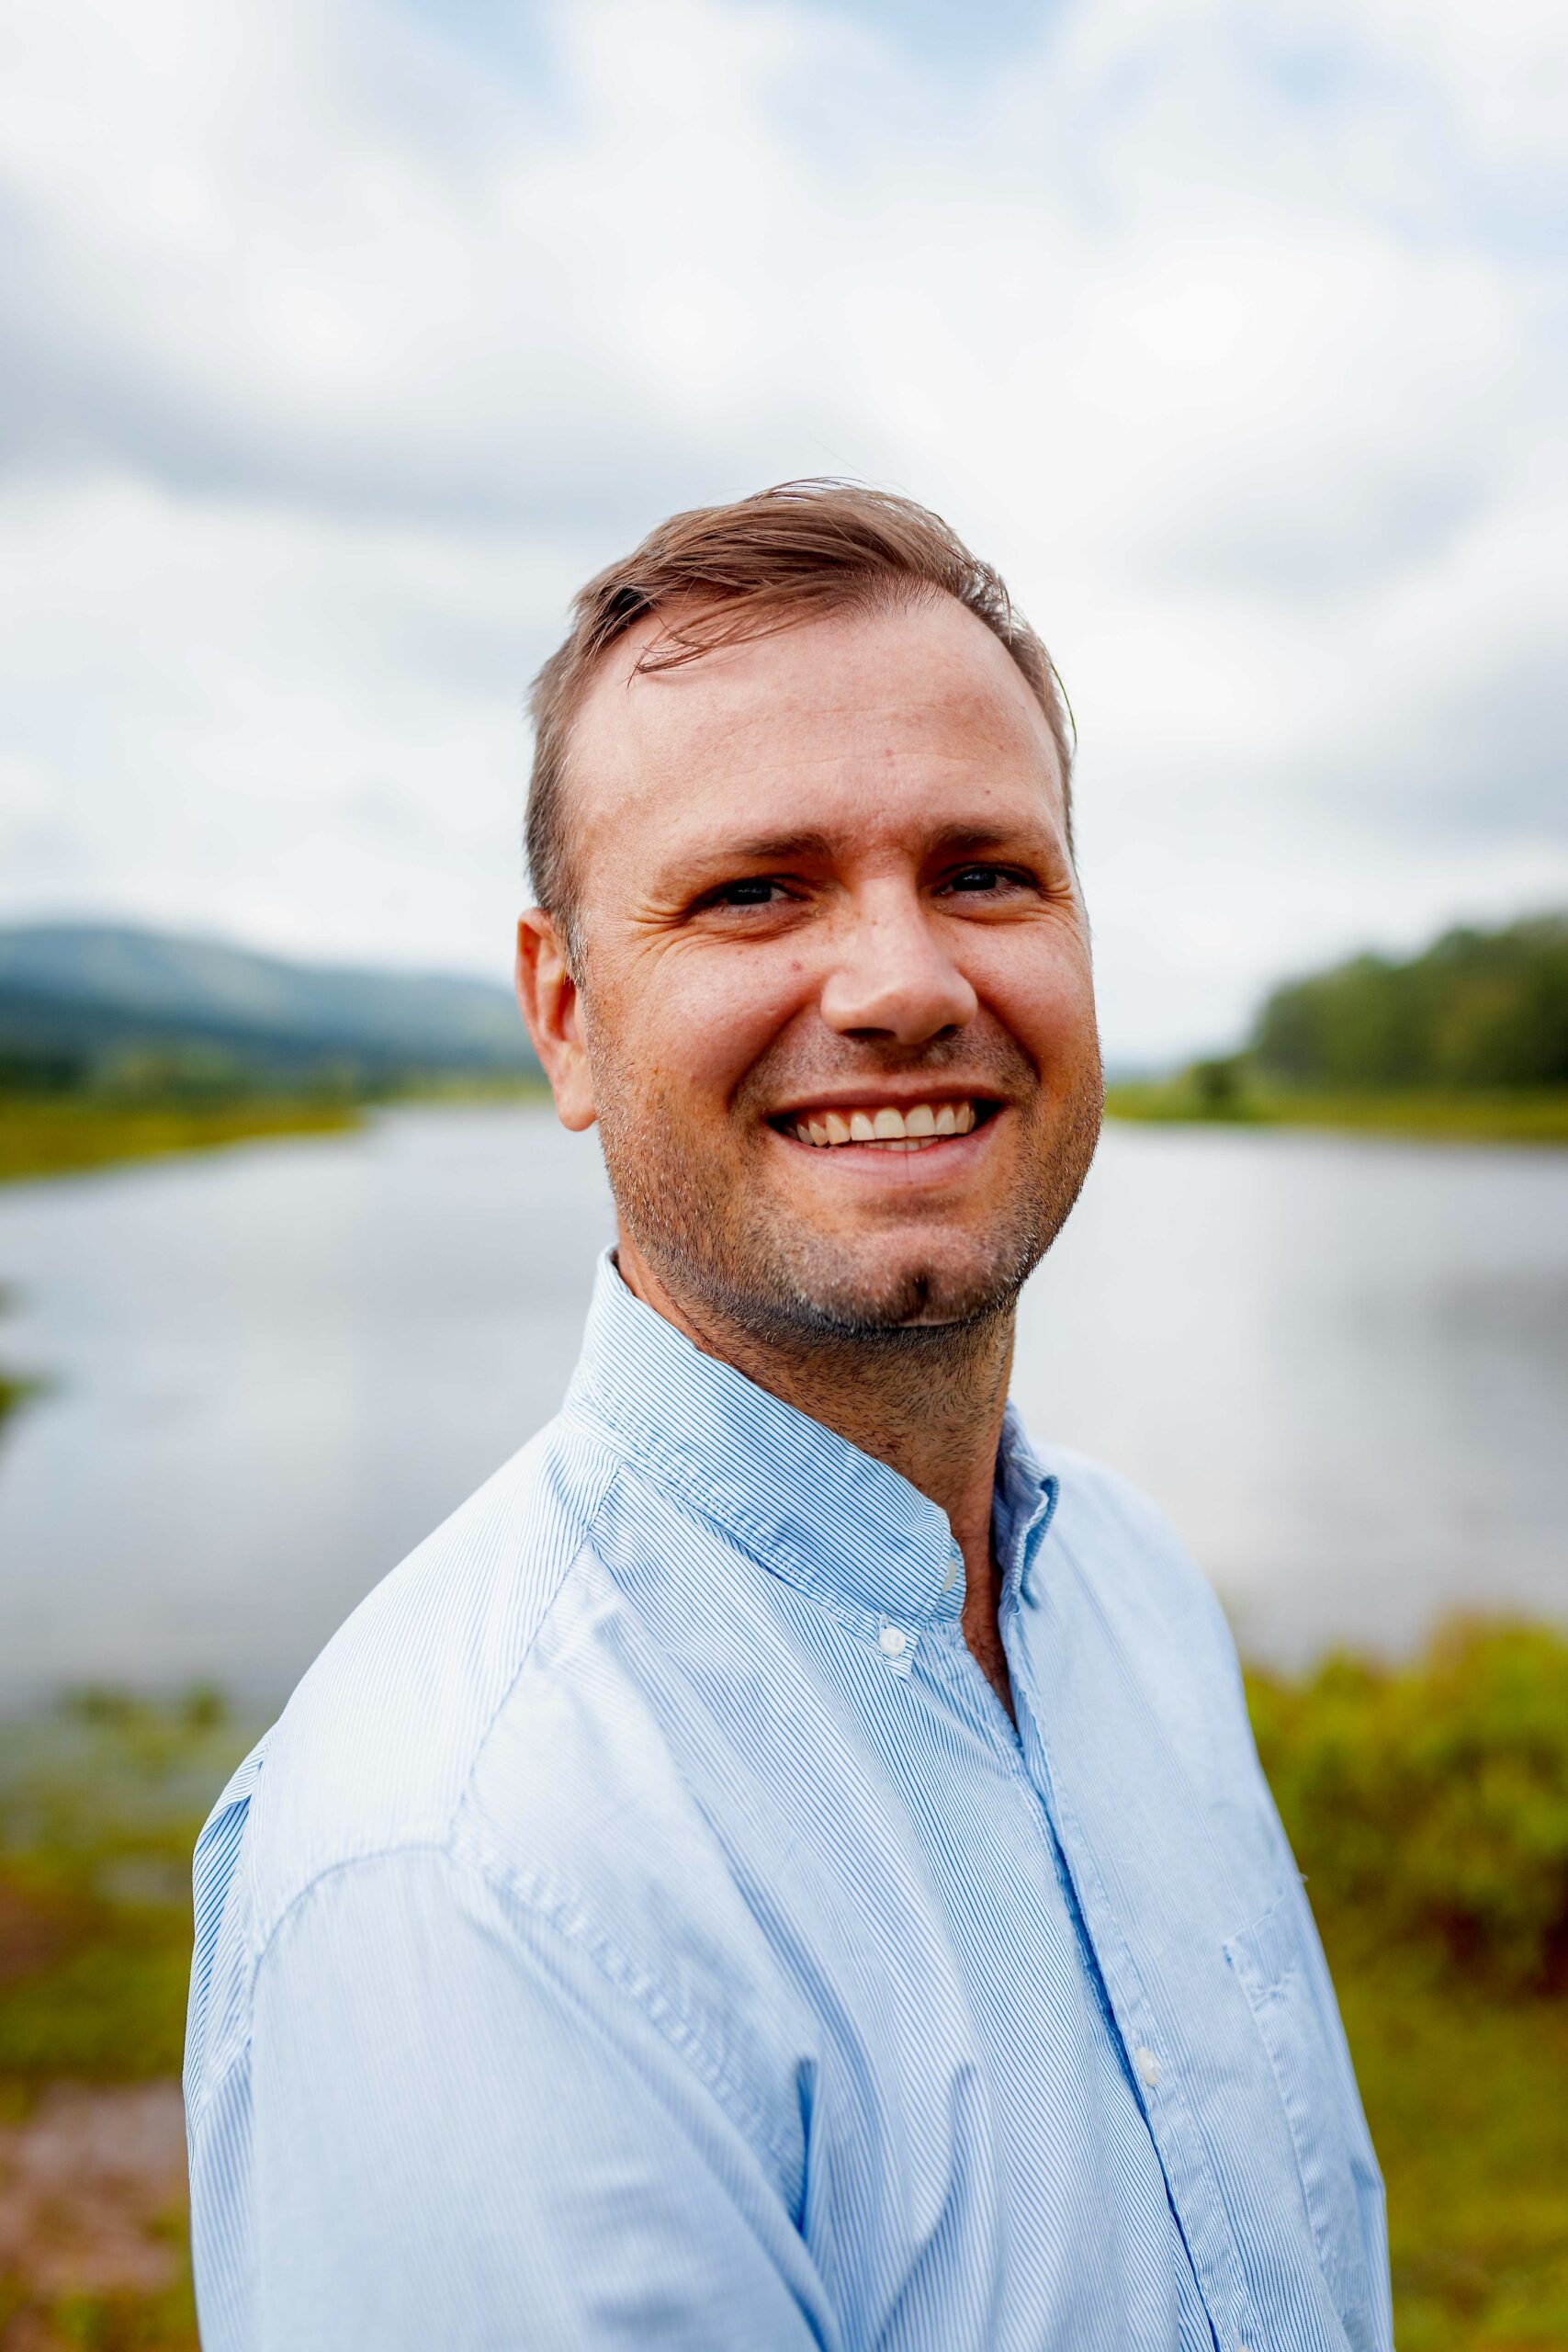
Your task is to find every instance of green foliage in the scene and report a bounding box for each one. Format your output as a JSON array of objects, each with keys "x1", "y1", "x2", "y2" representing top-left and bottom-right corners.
[
  {"x1": 1105, "y1": 1061, "x2": 1266, "y2": 1125},
  {"x1": 0, "y1": 1369, "x2": 38, "y2": 1433},
  {"x1": 1110, "y1": 911, "x2": 1568, "y2": 1131},
  {"x1": 1253, "y1": 912, "x2": 1568, "y2": 1091},
  {"x1": 0, "y1": 2245, "x2": 198, "y2": 2351},
  {"x1": 1186, "y1": 1053, "x2": 1251, "y2": 1113},
  {"x1": 35, "y1": 2280, "x2": 199, "y2": 2351},
  {"x1": 0, "y1": 1082, "x2": 546, "y2": 1186},
  {"x1": 1247, "y1": 1620, "x2": 1568, "y2": 1996},
  {"x1": 0, "y1": 1093, "x2": 363, "y2": 1184},
  {"x1": 0, "y1": 1692, "x2": 254, "y2": 2086},
  {"x1": 1246, "y1": 1622, "x2": 1568, "y2": 2342},
  {"x1": 1331, "y1": 1957, "x2": 1568, "y2": 2346},
  {"x1": 1106, "y1": 1073, "x2": 1568, "y2": 1141}
]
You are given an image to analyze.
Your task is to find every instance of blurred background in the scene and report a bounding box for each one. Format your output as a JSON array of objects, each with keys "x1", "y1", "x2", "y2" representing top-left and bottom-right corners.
[{"x1": 1, "y1": 0, "x2": 1565, "y2": 2344}]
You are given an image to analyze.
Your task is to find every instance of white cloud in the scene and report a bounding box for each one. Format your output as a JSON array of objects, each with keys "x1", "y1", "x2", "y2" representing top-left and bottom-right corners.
[{"x1": 0, "y1": 0, "x2": 1562, "y2": 1056}]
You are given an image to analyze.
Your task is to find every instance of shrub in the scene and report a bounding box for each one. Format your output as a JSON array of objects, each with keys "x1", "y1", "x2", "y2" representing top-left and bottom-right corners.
[{"x1": 1247, "y1": 1620, "x2": 1568, "y2": 1996}]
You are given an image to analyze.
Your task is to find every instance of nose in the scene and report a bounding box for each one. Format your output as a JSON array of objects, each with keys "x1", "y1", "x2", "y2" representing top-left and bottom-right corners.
[{"x1": 818, "y1": 883, "x2": 978, "y2": 1045}]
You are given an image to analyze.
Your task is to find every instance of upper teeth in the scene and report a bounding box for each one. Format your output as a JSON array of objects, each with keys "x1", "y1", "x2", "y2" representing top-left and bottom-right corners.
[{"x1": 787, "y1": 1101, "x2": 979, "y2": 1149}]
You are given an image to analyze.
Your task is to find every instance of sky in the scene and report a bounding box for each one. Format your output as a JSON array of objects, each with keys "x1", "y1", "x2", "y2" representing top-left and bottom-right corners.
[{"x1": 0, "y1": 0, "x2": 1563, "y2": 1061}]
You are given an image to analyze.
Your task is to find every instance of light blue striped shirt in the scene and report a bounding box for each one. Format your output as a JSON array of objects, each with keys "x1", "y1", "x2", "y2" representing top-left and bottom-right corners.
[{"x1": 186, "y1": 1253, "x2": 1392, "y2": 2351}]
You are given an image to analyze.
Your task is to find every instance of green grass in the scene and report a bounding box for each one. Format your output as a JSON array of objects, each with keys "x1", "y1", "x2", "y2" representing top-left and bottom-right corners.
[
  {"x1": 1106, "y1": 1075, "x2": 1568, "y2": 1143},
  {"x1": 0, "y1": 1692, "x2": 239, "y2": 2349},
  {"x1": 1, "y1": 1632, "x2": 1565, "y2": 2346},
  {"x1": 1247, "y1": 1623, "x2": 1568, "y2": 2344},
  {"x1": 0, "y1": 2267, "x2": 200, "y2": 2352},
  {"x1": 0, "y1": 1690, "x2": 246, "y2": 2086},
  {"x1": 0, "y1": 1094, "x2": 365, "y2": 1185},
  {"x1": 1335, "y1": 1962, "x2": 1568, "y2": 2346},
  {"x1": 0, "y1": 1080, "x2": 549, "y2": 1186}
]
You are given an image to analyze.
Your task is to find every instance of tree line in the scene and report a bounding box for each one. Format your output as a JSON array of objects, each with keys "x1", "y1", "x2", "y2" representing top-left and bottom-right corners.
[{"x1": 1251, "y1": 911, "x2": 1568, "y2": 1091}]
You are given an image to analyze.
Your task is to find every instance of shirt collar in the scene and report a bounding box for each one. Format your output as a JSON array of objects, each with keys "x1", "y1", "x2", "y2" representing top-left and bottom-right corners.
[{"x1": 565, "y1": 1251, "x2": 1056, "y2": 1627}]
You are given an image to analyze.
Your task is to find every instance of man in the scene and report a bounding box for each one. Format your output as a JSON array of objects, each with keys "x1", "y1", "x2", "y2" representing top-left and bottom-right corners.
[{"x1": 186, "y1": 481, "x2": 1392, "y2": 2350}]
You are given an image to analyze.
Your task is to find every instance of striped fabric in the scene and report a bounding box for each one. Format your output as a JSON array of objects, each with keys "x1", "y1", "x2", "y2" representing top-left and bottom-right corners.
[{"x1": 185, "y1": 1252, "x2": 1393, "y2": 2351}]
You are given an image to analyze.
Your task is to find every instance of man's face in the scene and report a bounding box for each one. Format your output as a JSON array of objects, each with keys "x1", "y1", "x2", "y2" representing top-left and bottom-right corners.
[{"x1": 521, "y1": 593, "x2": 1102, "y2": 1341}]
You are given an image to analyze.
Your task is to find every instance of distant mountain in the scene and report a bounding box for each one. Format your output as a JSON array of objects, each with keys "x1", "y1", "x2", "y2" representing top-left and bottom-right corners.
[{"x1": 0, "y1": 922, "x2": 540, "y2": 1091}]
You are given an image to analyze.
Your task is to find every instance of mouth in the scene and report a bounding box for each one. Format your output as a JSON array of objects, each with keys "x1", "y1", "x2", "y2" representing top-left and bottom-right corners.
[{"x1": 768, "y1": 1096, "x2": 1001, "y2": 1153}]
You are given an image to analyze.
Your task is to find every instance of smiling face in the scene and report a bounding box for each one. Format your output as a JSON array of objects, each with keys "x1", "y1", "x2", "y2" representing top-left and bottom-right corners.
[{"x1": 517, "y1": 591, "x2": 1103, "y2": 1344}]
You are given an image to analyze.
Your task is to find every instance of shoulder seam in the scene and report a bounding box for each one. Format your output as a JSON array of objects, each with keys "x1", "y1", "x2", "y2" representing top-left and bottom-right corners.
[
  {"x1": 194, "y1": 1837, "x2": 795, "y2": 2185},
  {"x1": 448, "y1": 1453, "x2": 627, "y2": 1836},
  {"x1": 186, "y1": 1838, "x2": 450, "y2": 2139},
  {"x1": 192, "y1": 1446, "x2": 631, "y2": 2136},
  {"x1": 245, "y1": 1445, "x2": 627, "y2": 1955}
]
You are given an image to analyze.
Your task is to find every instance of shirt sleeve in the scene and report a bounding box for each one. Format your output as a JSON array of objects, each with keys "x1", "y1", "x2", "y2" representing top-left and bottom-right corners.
[{"x1": 208, "y1": 1845, "x2": 830, "y2": 2351}]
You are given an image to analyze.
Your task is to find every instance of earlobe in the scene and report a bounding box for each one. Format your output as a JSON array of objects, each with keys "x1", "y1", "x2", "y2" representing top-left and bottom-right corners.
[{"x1": 514, "y1": 911, "x2": 598, "y2": 1133}]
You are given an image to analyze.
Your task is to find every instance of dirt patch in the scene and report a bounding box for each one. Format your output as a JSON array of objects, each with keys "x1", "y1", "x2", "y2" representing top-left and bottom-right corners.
[
  {"x1": 0, "y1": 1887, "x2": 73, "y2": 1991},
  {"x1": 0, "y1": 2079, "x2": 186, "y2": 2301}
]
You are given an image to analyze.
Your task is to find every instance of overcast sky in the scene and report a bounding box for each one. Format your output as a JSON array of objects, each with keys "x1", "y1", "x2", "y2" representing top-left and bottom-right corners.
[{"x1": 1, "y1": 0, "x2": 1563, "y2": 1060}]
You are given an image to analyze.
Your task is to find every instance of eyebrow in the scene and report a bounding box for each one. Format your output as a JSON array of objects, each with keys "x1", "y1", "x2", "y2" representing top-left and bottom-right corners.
[
  {"x1": 678, "y1": 819, "x2": 1050, "y2": 874},
  {"x1": 691, "y1": 830, "x2": 838, "y2": 867}
]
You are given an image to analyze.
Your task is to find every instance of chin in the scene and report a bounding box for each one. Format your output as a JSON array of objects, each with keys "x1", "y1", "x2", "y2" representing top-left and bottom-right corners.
[{"x1": 780, "y1": 1234, "x2": 1028, "y2": 1336}]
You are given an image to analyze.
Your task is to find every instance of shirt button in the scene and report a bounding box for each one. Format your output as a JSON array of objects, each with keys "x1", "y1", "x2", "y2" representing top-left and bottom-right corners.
[
  {"x1": 1133, "y1": 2045, "x2": 1161, "y2": 2088},
  {"x1": 879, "y1": 1624, "x2": 908, "y2": 1658}
]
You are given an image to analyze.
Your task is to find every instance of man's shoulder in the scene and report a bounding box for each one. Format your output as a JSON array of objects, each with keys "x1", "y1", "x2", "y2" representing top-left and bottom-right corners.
[
  {"x1": 1022, "y1": 1441, "x2": 1269, "y2": 1813},
  {"x1": 1036, "y1": 1442, "x2": 1243, "y2": 1676},
  {"x1": 1044, "y1": 1442, "x2": 1198, "y2": 1556},
  {"x1": 224, "y1": 1410, "x2": 624, "y2": 1943},
  {"x1": 186, "y1": 1408, "x2": 809, "y2": 2142}
]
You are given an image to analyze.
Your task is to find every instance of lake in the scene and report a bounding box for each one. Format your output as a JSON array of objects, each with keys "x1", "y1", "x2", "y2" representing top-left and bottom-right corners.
[{"x1": 0, "y1": 1102, "x2": 1564, "y2": 1694}]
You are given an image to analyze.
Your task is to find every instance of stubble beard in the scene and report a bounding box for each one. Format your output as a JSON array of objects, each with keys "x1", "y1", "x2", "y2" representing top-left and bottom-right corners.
[{"x1": 590, "y1": 1039, "x2": 1105, "y2": 1363}]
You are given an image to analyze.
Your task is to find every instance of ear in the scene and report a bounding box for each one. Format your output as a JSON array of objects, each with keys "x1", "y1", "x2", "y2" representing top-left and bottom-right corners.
[{"x1": 515, "y1": 910, "x2": 597, "y2": 1132}]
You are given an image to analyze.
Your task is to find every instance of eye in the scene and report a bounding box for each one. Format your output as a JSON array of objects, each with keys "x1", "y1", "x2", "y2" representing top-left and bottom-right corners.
[
  {"x1": 940, "y1": 864, "x2": 1032, "y2": 897},
  {"x1": 704, "y1": 876, "x2": 795, "y2": 910}
]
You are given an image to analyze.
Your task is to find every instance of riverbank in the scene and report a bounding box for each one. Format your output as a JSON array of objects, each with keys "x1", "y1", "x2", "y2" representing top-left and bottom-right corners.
[
  {"x1": 0, "y1": 1094, "x2": 365, "y2": 1186},
  {"x1": 0, "y1": 1081, "x2": 550, "y2": 1187},
  {"x1": 1, "y1": 1621, "x2": 1563, "y2": 2348},
  {"x1": 1106, "y1": 1077, "x2": 1568, "y2": 1144}
]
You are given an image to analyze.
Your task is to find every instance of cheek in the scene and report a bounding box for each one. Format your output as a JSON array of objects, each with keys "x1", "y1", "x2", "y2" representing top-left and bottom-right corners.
[
  {"x1": 613, "y1": 948, "x2": 814, "y2": 1110},
  {"x1": 976, "y1": 931, "x2": 1098, "y2": 1064}
]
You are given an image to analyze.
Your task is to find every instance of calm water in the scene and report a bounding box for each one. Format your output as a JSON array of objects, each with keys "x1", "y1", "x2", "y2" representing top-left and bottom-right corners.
[{"x1": 0, "y1": 1103, "x2": 1564, "y2": 1693}]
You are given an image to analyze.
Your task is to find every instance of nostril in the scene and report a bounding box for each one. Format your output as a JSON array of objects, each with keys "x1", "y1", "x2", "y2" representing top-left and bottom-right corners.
[{"x1": 840, "y1": 1022, "x2": 966, "y2": 1043}]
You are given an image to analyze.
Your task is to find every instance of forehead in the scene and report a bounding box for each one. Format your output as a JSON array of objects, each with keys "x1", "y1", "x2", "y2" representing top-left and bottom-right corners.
[{"x1": 564, "y1": 594, "x2": 1066, "y2": 874}]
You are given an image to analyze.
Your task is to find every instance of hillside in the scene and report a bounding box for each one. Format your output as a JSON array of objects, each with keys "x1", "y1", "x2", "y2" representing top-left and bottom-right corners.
[{"x1": 0, "y1": 922, "x2": 540, "y2": 1091}]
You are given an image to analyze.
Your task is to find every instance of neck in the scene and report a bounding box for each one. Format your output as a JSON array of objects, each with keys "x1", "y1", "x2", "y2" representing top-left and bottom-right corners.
[{"x1": 614, "y1": 1231, "x2": 1014, "y2": 1599}]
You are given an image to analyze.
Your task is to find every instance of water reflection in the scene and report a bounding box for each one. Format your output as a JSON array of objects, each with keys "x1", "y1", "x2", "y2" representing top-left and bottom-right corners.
[{"x1": 0, "y1": 1104, "x2": 1563, "y2": 1690}]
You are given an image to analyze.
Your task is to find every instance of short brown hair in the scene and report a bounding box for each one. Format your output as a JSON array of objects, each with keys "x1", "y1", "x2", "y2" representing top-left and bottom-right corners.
[{"x1": 525, "y1": 480, "x2": 1073, "y2": 954}]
